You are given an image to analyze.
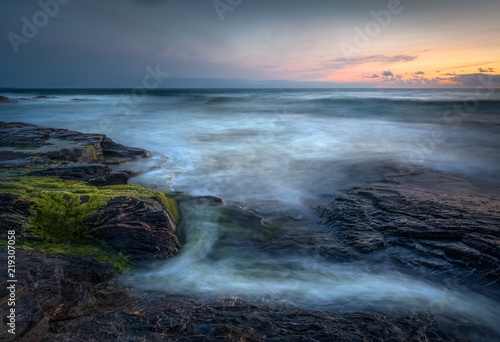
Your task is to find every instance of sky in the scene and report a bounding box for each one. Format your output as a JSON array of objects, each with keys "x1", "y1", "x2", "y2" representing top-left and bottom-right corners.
[{"x1": 1, "y1": 0, "x2": 499, "y2": 88}]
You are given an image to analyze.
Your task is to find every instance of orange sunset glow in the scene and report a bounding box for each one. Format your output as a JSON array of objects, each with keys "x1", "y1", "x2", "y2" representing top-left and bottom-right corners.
[{"x1": 2, "y1": 0, "x2": 499, "y2": 87}]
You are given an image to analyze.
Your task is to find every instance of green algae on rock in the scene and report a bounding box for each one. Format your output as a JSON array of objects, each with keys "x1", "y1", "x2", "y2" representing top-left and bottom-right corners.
[
  {"x1": 0, "y1": 122, "x2": 178, "y2": 270},
  {"x1": 0, "y1": 176, "x2": 178, "y2": 270}
]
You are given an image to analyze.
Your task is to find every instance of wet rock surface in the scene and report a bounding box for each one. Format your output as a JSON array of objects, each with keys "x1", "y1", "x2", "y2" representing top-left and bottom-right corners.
[
  {"x1": 0, "y1": 185, "x2": 178, "y2": 267},
  {"x1": 0, "y1": 123, "x2": 181, "y2": 340},
  {"x1": 2, "y1": 168, "x2": 495, "y2": 341},
  {"x1": 0, "y1": 249, "x2": 471, "y2": 342},
  {"x1": 0, "y1": 122, "x2": 178, "y2": 264},
  {"x1": 0, "y1": 249, "x2": 115, "y2": 342},
  {"x1": 0, "y1": 193, "x2": 34, "y2": 233},
  {"x1": 28, "y1": 164, "x2": 130, "y2": 186},
  {"x1": 41, "y1": 292, "x2": 472, "y2": 342},
  {"x1": 0, "y1": 121, "x2": 151, "y2": 171},
  {"x1": 84, "y1": 196, "x2": 179, "y2": 263},
  {"x1": 1, "y1": 173, "x2": 498, "y2": 341},
  {"x1": 317, "y1": 169, "x2": 500, "y2": 288}
]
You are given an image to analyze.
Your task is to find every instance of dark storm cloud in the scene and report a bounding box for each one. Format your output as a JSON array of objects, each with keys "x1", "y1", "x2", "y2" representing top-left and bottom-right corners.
[
  {"x1": 382, "y1": 71, "x2": 394, "y2": 77},
  {"x1": 364, "y1": 74, "x2": 380, "y2": 79},
  {"x1": 415, "y1": 71, "x2": 425, "y2": 75}
]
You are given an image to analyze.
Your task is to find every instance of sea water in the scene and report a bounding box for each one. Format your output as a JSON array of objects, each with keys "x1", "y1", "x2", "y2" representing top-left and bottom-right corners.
[{"x1": 1, "y1": 88, "x2": 499, "y2": 334}]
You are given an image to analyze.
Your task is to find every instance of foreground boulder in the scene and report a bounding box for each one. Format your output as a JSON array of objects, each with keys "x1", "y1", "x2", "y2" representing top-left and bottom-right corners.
[
  {"x1": 0, "y1": 179, "x2": 178, "y2": 269},
  {"x1": 0, "y1": 122, "x2": 178, "y2": 267},
  {"x1": 84, "y1": 196, "x2": 178, "y2": 263}
]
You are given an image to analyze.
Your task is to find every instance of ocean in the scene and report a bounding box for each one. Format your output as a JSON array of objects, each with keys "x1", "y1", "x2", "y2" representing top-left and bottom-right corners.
[
  {"x1": 1, "y1": 88, "x2": 500, "y2": 336},
  {"x1": 2, "y1": 88, "x2": 499, "y2": 204}
]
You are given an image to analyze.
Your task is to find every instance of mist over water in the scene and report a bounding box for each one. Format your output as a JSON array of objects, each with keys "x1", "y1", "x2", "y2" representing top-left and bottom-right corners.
[
  {"x1": 4, "y1": 89, "x2": 499, "y2": 204},
  {"x1": 126, "y1": 199, "x2": 500, "y2": 334},
  {"x1": 2, "y1": 88, "x2": 500, "y2": 333}
]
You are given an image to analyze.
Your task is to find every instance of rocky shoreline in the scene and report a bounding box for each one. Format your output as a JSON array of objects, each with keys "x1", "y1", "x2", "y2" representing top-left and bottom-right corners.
[
  {"x1": 1, "y1": 122, "x2": 499, "y2": 341},
  {"x1": 317, "y1": 168, "x2": 500, "y2": 287}
]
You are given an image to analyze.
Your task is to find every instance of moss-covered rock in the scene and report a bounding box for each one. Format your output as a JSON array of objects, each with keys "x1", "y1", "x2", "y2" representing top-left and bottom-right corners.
[
  {"x1": 0, "y1": 176, "x2": 178, "y2": 270},
  {"x1": 0, "y1": 122, "x2": 178, "y2": 270}
]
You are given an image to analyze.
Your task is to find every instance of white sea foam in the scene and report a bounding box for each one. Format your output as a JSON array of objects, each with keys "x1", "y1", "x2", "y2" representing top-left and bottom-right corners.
[{"x1": 1, "y1": 89, "x2": 499, "y2": 333}]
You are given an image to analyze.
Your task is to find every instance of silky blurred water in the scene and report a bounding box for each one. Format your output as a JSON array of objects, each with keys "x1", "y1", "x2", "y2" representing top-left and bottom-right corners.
[
  {"x1": 1, "y1": 88, "x2": 499, "y2": 334},
  {"x1": 2, "y1": 89, "x2": 499, "y2": 207}
]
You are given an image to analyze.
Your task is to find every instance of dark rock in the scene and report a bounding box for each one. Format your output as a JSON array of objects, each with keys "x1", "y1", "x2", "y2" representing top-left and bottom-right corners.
[
  {"x1": 87, "y1": 172, "x2": 130, "y2": 186},
  {"x1": 0, "y1": 122, "x2": 50, "y2": 147},
  {"x1": 0, "y1": 156, "x2": 48, "y2": 170},
  {"x1": 3, "y1": 123, "x2": 496, "y2": 341},
  {"x1": 0, "y1": 193, "x2": 34, "y2": 233},
  {"x1": 406, "y1": 256, "x2": 451, "y2": 270},
  {"x1": 0, "y1": 249, "x2": 115, "y2": 342},
  {"x1": 103, "y1": 171, "x2": 130, "y2": 185},
  {"x1": 173, "y1": 192, "x2": 225, "y2": 207},
  {"x1": 27, "y1": 164, "x2": 130, "y2": 186},
  {"x1": 44, "y1": 145, "x2": 102, "y2": 163},
  {"x1": 71, "y1": 98, "x2": 95, "y2": 102},
  {"x1": 33, "y1": 95, "x2": 57, "y2": 99},
  {"x1": 84, "y1": 196, "x2": 178, "y2": 263},
  {"x1": 0, "y1": 193, "x2": 33, "y2": 217},
  {"x1": 0, "y1": 121, "x2": 151, "y2": 166},
  {"x1": 41, "y1": 292, "x2": 472, "y2": 342},
  {"x1": 80, "y1": 195, "x2": 90, "y2": 203},
  {"x1": 462, "y1": 233, "x2": 500, "y2": 259},
  {"x1": 0, "y1": 122, "x2": 37, "y2": 129},
  {"x1": 317, "y1": 169, "x2": 500, "y2": 285},
  {"x1": 0, "y1": 150, "x2": 29, "y2": 161},
  {"x1": 28, "y1": 164, "x2": 112, "y2": 180},
  {"x1": 1, "y1": 247, "x2": 474, "y2": 341},
  {"x1": 101, "y1": 138, "x2": 152, "y2": 163},
  {"x1": 219, "y1": 206, "x2": 266, "y2": 229},
  {"x1": 0, "y1": 96, "x2": 18, "y2": 103}
]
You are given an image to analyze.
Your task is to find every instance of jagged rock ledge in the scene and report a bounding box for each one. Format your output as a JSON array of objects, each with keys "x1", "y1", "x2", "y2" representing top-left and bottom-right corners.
[
  {"x1": 0, "y1": 121, "x2": 152, "y2": 172},
  {"x1": 0, "y1": 122, "x2": 179, "y2": 340},
  {"x1": 317, "y1": 168, "x2": 500, "y2": 287}
]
